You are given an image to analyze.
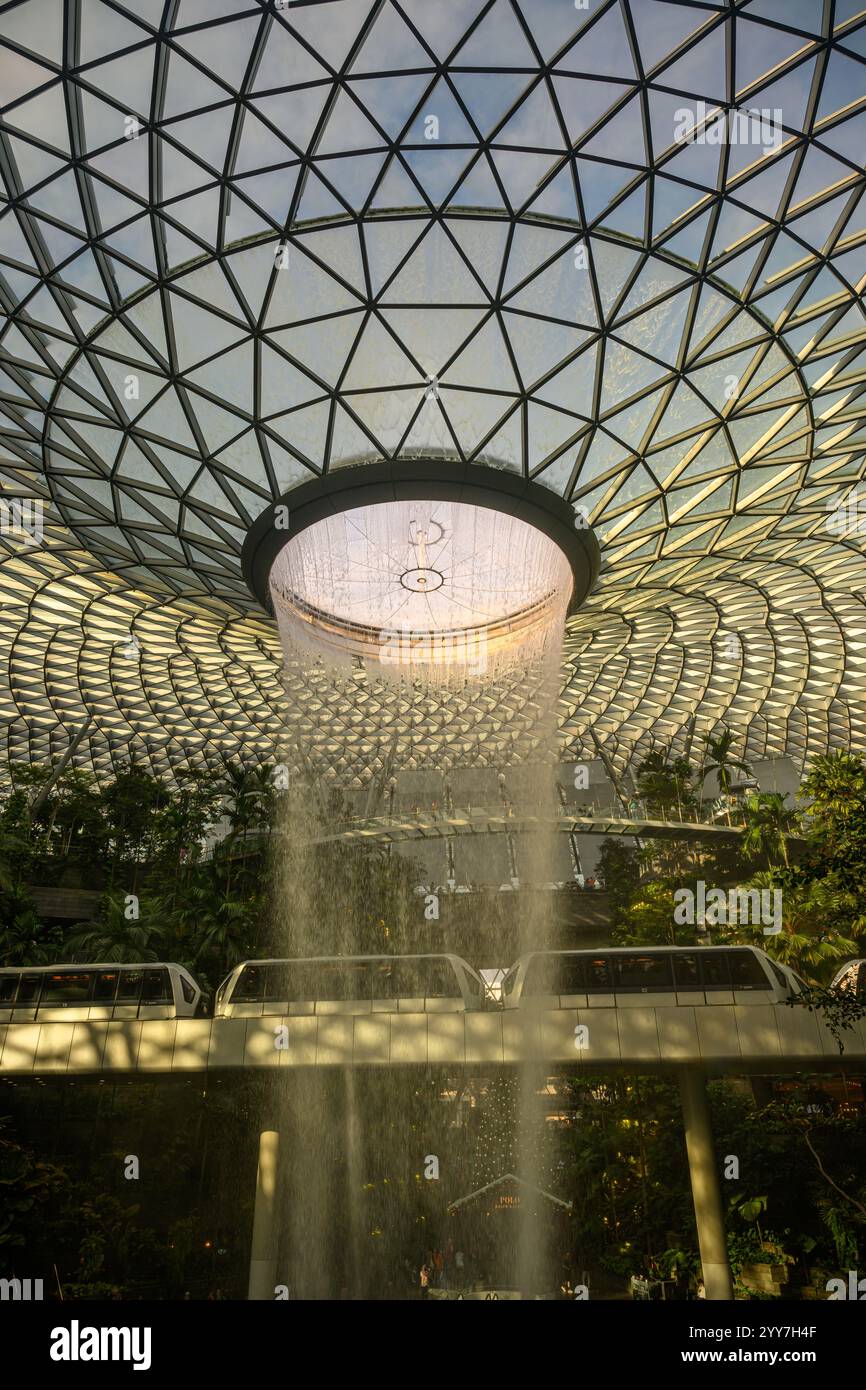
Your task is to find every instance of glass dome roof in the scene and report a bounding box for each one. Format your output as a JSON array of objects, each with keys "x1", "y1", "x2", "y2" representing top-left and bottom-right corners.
[{"x1": 0, "y1": 0, "x2": 865, "y2": 779}]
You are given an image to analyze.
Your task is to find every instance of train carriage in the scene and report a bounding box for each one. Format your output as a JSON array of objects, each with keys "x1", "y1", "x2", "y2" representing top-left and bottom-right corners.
[
  {"x1": 215, "y1": 953, "x2": 487, "y2": 1017},
  {"x1": 500, "y1": 946, "x2": 804, "y2": 1009},
  {"x1": 0, "y1": 963, "x2": 202, "y2": 1022}
]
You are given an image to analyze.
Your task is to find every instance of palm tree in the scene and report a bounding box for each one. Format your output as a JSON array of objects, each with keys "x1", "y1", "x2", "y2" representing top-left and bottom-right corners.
[
  {"x1": 0, "y1": 823, "x2": 28, "y2": 891},
  {"x1": 166, "y1": 862, "x2": 255, "y2": 978},
  {"x1": 701, "y1": 727, "x2": 752, "y2": 796},
  {"x1": 635, "y1": 747, "x2": 695, "y2": 820},
  {"x1": 700, "y1": 728, "x2": 752, "y2": 820},
  {"x1": 741, "y1": 792, "x2": 800, "y2": 868},
  {"x1": 217, "y1": 758, "x2": 277, "y2": 839},
  {"x1": 65, "y1": 894, "x2": 164, "y2": 962},
  {"x1": 801, "y1": 749, "x2": 866, "y2": 814},
  {"x1": 722, "y1": 871, "x2": 857, "y2": 981},
  {"x1": 0, "y1": 887, "x2": 62, "y2": 965}
]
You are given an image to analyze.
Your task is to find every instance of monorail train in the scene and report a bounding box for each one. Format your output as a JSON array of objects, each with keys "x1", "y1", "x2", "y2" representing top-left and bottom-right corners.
[
  {"x1": 0, "y1": 963, "x2": 202, "y2": 1022},
  {"x1": 215, "y1": 954, "x2": 487, "y2": 1017},
  {"x1": 500, "y1": 946, "x2": 804, "y2": 1008},
  {"x1": 830, "y1": 959, "x2": 866, "y2": 1001}
]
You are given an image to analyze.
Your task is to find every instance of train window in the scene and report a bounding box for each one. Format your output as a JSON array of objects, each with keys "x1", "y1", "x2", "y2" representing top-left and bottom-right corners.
[
  {"x1": 17, "y1": 974, "x2": 43, "y2": 1005},
  {"x1": 94, "y1": 972, "x2": 119, "y2": 1002},
  {"x1": 615, "y1": 954, "x2": 674, "y2": 992},
  {"x1": 263, "y1": 963, "x2": 291, "y2": 1002},
  {"x1": 0, "y1": 975, "x2": 19, "y2": 1004},
  {"x1": 179, "y1": 976, "x2": 196, "y2": 1004},
  {"x1": 586, "y1": 957, "x2": 613, "y2": 992},
  {"x1": 729, "y1": 953, "x2": 771, "y2": 990},
  {"x1": 234, "y1": 966, "x2": 264, "y2": 1001},
  {"x1": 370, "y1": 960, "x2": 396, "y2": 996},
  {"x1": 41, "y1": 972, "x2": 93, "y2": 1004},
  {"x1": 141, "y1": 969, "x2": 171, "y2": 1004},
  {"x1": 673, "y1": 954, "x2": 701, "y2": 991},
  {"x1": 421, "y1": 959, "x2": 454, "y2": 998},
  {"x1": 344, "y1": 961, "x2": 372, "y2": 1000},
  {"x1": 117, "y1": 969, "x2": 144, "y2": 1003},
  {"x1": 523, "y1": 957, "x2": 559, "y2": 995},
  {"x1": 315, "y1": 961, "x2": 367, "y2": 1001},
  {"x1": 767, "y1": 961, "x2": 790, "y2": 993},
  {"x1": 559, "y1": 958, "x2": 586, "y2": 993},
  {"x1": 387, "y1": 960, "x2": 418, "y2": 995},
  {"x1": 701, "y1": 953, "x2": 731, "y2": 990}
]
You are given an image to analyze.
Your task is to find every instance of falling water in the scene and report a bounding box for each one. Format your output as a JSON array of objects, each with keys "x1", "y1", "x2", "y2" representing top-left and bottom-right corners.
[
  {"x1": 263, "y1": 502, "x2": 573, "y2": 1299},
  {"x1": 514, "y1": 629, "x2": 567, "y2": 1299}
]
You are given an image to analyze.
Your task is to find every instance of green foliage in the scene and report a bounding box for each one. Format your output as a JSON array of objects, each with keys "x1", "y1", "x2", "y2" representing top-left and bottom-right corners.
[
  {"x1": 0, "y1": 1117, "x2": 69, "y2": 1250},
  {"x1": 597, "y1": 838, "x2": 640, "y2": 918},
  {"x1": 615, "y1": 880, "x2": 696, "y2": 946},
  {"x1": 636, "y1": 747, "x2": 697, "y2": 818},
  {"x1": 741, "y1": 792, "x2": 799, "y2": 868},
  {"x1": 700, "y1": 728, "x2": 752, "y2": 801}
]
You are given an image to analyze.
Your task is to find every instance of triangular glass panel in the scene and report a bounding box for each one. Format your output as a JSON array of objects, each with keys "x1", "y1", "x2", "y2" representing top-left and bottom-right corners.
[
  {"x1": 449, "y1": 154, "x2": 508, "y2": 212},
  {"x1": 350, "y1": 4, "x2": 433, "y2": 74},
  {"x1": 557, "y1": 5, "x2": 636, "y2": 80},
  {"x1": 526, "y1": 162, "x2": 580, "y2": 221},
  {"x1": 342, "y1": 315, "x2": 421, "y2": 391},
  {"x1": 381, "y1": 222, "x2": 488, "y2": 304},
  {"x1": 454, "y1": 0, "x2": 537, "y2": 67},
  {"x1": 362, "y1": 217, "x2": 428, "y2": 296},
  {"x1": 654, "y1": 25, "x2": 728, "y2": 101},
  {"x1": 401, "y1": 148, "x2": 474, "y2": 207},
  {"x1": 443, "y1": 317, "x2": 520, "y2": 392},
  {"x1": 264, "y1": 437, "x2": 319, "y2": 492},
  {"x1": 173, "y1": 16, "x2": 259, "y2": 91},
  {"x1": 348, "y1": 74, "x2": 431, "y2": 140},
  {"x1": 450, "y1": 71, "x2": 533, "y2": 138},
  {"x1": 577, "y1": 160, "x2": 639, "y2": 224},
  {"x1": 581, "y1": 96, "x2": 648, "y2": 163},
  {"x1": 396, "y1": 0, "x2": 487, "y2": 61},
  {"x1": 258, "y1": 341, "x2": 324, "y2": 418},
  {"x1": 251, "y1": 21, "x2": 329, "y2": 92},
  {"x1": 550, "y1": 76, "x2": 630, "y2": 148}
]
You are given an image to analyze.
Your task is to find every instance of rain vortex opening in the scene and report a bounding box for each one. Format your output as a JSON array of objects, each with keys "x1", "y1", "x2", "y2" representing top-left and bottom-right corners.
[
  {"x1": 264, "y1": 492, "x2": 579, "y2": 1299},
  {"x1": 268, "y1": 498, "x2": 574, "y2": 686}
]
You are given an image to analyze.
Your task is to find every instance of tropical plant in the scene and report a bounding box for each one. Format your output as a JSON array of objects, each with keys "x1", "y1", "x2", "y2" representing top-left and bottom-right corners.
[
  {"x1": 64, "y1": 893, "x2": 166, "y2": 962},
  {"x1": 741, "y1": 791, "x2": 800, "y2": 868},
  {"x1": 701, "y1": 727, "x2": 752, "y2": 796},
  {"x1": 719, "y1": 871, "x2": 857, "y2": 980},
  {"x1": 635, "y1": 747, "x2": 696, "y2": 820},
  {"x1": 0, "y1": 889, "x2": 63, "y2": 964}
]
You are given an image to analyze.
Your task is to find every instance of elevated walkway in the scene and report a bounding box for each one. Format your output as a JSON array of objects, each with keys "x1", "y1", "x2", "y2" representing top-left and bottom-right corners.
[{"x1": 297, "y1": 810, "x2": 806, "y2": 850}]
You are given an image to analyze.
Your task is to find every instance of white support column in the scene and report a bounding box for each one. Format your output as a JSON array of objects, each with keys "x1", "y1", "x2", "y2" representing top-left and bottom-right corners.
[
  {"x1": 247, "y1": 1129, "x2": 280, "y2": 1300},
  {"x1": 679, "y1": 1069, "x2": 734, "y2": 1301}
]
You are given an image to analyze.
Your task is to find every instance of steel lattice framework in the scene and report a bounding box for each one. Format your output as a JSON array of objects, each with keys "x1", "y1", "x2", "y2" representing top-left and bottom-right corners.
[{"x1": 1, "y1": 0, "x2": 865, "y2": 783}]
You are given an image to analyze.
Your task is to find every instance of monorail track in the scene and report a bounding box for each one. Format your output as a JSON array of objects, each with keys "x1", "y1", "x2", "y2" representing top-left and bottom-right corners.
[{"x1": 1, "y1": 1002, "x2": 863, "y2": 1078}]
